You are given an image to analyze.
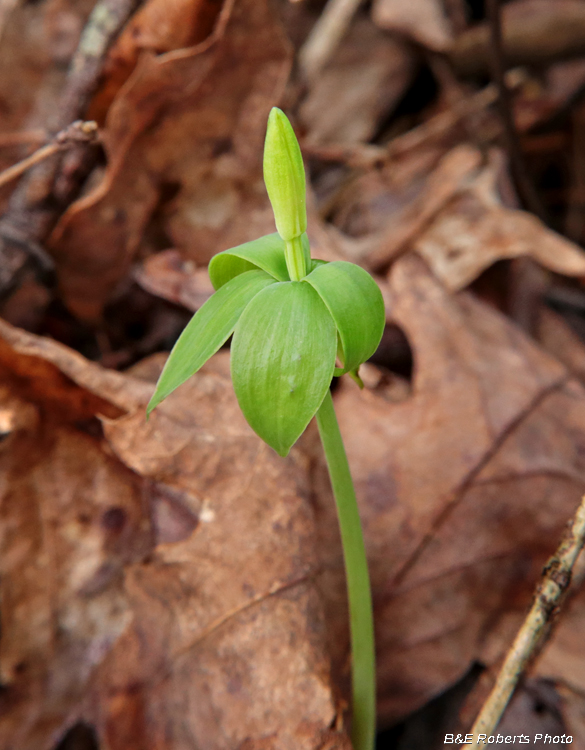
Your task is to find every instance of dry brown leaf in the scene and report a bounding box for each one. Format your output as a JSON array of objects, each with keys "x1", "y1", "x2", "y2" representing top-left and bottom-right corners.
[
  {"x1": 371, "y1": 0, "x2": 453, "y2": 51},
  {"x1": 537, "y1": 306, "x2": 585, "y2": 385},
  {"x1": 330, "y1": 142, "x2": 585, "y2": 286},
  {"x1": 355, "y1": 143, "x2": 482, "y2": 268},
  {"x1": 0, "y1": 320, "x2": 350, "y2": 750},
  {"x1": 134, "y1": 249, "x2": 214, "y2": 311},
  {"x1": 414, "y1": 149, "x2": 585, "y2": 291},
  {"x1": 299, "y1": 17, "x2": 415, "y2": 145},
  {"x1": 309, "y1": 253, "x2": 585, "y2": 726},
  {"x1": 88, "y1": 0, "x2": 222, "y2": 123},
  {"x1": 49, "y1": 0, "x2": 291, "y2": 323}
]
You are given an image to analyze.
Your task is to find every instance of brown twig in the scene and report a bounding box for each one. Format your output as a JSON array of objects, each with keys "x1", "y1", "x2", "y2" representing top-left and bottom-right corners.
[
  {"x1": 485, "y1": 0, "x2": 545, "y2": 220},
  {"x1": 0, "y1": 121, "x2": 98, "y2": 191},
  {"x1": 467, "y1": 494, "x2": 585, "y2": 748}
]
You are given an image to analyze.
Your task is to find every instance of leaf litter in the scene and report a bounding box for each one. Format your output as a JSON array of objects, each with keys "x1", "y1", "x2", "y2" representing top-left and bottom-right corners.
[{"x1": 4, "y1": 0, "x2": 585, "y2": 746}]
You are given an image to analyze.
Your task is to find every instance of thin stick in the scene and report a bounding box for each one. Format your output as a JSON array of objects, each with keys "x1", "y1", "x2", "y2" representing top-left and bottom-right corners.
[
  {"x1": 299, "y1": 0, "x2": 364, "y2": 81},
  {"x1": 316, "y1": 389, "x2": 376, "y2": 750},
  {"x1": 485, "y1": 0, "x2": 545, "y2": 220},
  {"x1": 468, "y1": 494, "x2": 585, "y2": 748},
  {"x1": 0, "y1": 121, "x2": 98, "y2": 191}
]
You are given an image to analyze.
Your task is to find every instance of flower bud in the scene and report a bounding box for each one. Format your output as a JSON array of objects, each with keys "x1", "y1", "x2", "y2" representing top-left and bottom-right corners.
[{"x1": 263, "y1": 108, "x2": 307, "y2": 243}]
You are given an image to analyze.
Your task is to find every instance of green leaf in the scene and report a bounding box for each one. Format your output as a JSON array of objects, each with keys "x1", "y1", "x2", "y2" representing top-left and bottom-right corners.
[
  {"x1": 147, "y1": 270, "x2": 277, "y2": 415},
  {"x1": 208, "y1": 233, "x2": 289, "y2": 290},
  {"x1": 304, "y1": 261, "x2": 385, "y2": 373},
  {"x1": 231, "y1": 281, "x2": 337, "y2": 456},
  {"x1": 310, "y1": 258, "x2": 329, "y2": 273}
]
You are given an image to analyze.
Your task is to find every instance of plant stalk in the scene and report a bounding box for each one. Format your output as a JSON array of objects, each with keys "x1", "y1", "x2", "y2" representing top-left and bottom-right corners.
[
  {"x1": 316, "y1": 388, "x2": 376, "y2": 750},
  {"x1": 285, "y1": 235, "x2": 307, "y2": 281}
]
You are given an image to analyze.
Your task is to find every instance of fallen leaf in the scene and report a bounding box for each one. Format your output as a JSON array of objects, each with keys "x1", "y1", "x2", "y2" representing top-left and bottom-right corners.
[
  {"x1": 88, "y1": 0, "x2": 222, "y2": 123},
  {"x1": 49, "y1": 0, "x2": 292, "y2": 323},
  {"x1": 352, "y1": 143, "x2": 482, "y2": 268},
  {"x1": 371, "y1": 0, "x2": 453, "y2": 52},
  {"x1": 299, "y1": 17, "x2": 415, "y2": 145},
  {"x1": 414, "y1": 149, "x2": 585, "y2": 291},
  {"x1": 537, "y1": 306, "x2": 585, "y2": 385},
  {"x1": 0, "y1": 320, "x2": 350, "y2": 750},
  {"x1": 134, "y1": 249, "x2": 214, "y2": 311}
]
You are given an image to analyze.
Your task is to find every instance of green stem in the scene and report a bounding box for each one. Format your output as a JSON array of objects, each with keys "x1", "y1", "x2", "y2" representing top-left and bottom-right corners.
[
  {"x1": 285, "y1": 235, "x2": 307, "y2": 281},
  {"x1": 316, "y1": 388, "x2": 376, "y2": 750}
]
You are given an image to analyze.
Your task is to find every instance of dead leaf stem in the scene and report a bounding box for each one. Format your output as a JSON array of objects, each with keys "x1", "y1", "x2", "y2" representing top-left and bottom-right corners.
[
  {"x1": 0, "y1": 121, "x2": 99, "y2": 191},
  {"x1": 467, "y1": 494, "x2": 585, "y2": 747}
]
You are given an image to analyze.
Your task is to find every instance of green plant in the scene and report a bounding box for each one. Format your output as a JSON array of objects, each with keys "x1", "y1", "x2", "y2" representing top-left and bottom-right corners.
[{"x1": 147, "y1": 107, "x2": 384, "y2": 750}]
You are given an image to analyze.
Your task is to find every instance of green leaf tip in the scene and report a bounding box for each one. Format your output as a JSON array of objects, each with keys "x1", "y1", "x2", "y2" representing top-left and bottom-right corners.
[
  {"x1": 146, "y1": 269, "x2": 277, "y2": 415},
  {"x1": 263, "y1": 107, "x2": 307, "y2": 244}
]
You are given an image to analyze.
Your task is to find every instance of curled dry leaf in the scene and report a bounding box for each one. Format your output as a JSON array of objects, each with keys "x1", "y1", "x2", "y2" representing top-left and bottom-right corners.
[
  {"x1": 371, "y1": 0, "x2": 453, "y2": 51},
  {"x1": 414, "y1": 149, "x2": 585, "y2": 291},
  {"x1": 355, "y1": 144, "x2": 483, "y2": 268},
  {"x1": 49, "y1": 0, "x2": 292, "y2": 323},
  {"x1": 87, "y1": 0, "x2": 223, "y2": 123},
  {"x1": 0, "y1": 321, "x2": 350, "y2": 750},
  {"x1": 330, "y1": 142, "x2": 585, "y2": 289},
  {"x1": 310, "y1": 253, "x2": 585, "y2": 726}
]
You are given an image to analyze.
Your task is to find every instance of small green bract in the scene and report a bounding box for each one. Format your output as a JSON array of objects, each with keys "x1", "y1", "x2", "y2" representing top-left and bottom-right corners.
[{"x1": 147, "y1": 107, "x2": 385, "y2": 457}]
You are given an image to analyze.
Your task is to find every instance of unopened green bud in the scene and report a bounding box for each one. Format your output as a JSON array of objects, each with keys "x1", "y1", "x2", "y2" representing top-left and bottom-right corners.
[{"x1": 263, "y1": 108, "x2": 307, "y2": 243}]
